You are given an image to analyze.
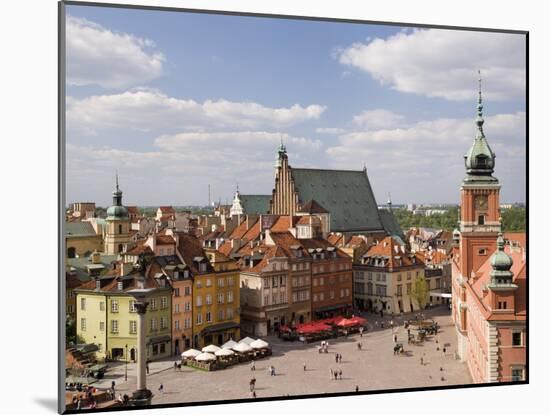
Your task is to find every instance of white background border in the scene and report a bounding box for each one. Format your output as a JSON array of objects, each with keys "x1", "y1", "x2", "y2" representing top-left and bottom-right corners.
[{"x1": 0, "y1": 1, "x2": 544, "y2": 414}]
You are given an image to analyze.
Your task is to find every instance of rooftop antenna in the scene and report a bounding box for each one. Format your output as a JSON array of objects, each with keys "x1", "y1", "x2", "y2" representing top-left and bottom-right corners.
[{"x1": 387, "y1": 192, "x2": 393, "y2": 211}]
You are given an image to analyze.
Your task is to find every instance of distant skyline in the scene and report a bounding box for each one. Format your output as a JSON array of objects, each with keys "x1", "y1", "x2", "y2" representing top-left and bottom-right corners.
[{"x1": 65, "y1": 5, "x2": 526, "y2": 207}]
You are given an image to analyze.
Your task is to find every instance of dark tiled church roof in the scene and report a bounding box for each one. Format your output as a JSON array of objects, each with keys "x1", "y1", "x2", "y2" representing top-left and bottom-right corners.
[
  {"x1": 378, "y1": 209, "x2": 404, "y2": 238},
  {"x1": 239, "y1": 195, "x2": 271, "y2": 215},
  {"x1": 290, "y1": 168, "x2": 384, "y2": 232}
]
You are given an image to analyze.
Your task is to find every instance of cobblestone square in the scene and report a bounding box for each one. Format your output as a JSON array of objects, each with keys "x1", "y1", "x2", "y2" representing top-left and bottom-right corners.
[{"x1": 90, "y1": 307, "x2": 471, "y2": 405}]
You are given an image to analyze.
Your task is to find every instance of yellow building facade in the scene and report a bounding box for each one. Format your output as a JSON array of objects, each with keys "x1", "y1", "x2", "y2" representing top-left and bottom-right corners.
[
  {"x1": 192, "y1": 250, "x2": 240, "y2": 348},
  {"x1": 75, "y1": 279, "x2": 172, "y2": 362}
]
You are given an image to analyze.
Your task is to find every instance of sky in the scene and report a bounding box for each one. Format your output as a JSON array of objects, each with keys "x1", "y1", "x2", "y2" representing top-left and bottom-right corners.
[{"x1": 65, "y1": 4, "x2": 527, "y2": 207}]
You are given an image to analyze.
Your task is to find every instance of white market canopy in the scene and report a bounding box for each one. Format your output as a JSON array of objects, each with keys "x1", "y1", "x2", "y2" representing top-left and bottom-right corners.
[
  {"x1": 240, "y1": 337, "x2": 256, "y2": 345},
  {"x1": 181, "y1": 349, "x2": 201, "y2": 358},
  {"x1": 202, "y1": 344, "x2": 221, "y2": 353},
  {"x1": 195, "y1": 352, "x2": 216, "y2": 361},
  {"x1": 233, "y1": 342, "x2": 253, "y2": 353},
  {"x1": 222, "y1": 339, "x2": 238, "y2": 349},
  {"x1": 215, "y1": 348, "x2": 235, "y2": 357},
  {"x1": 250, "y1": 339, "x2": 269, "y2": 349}
]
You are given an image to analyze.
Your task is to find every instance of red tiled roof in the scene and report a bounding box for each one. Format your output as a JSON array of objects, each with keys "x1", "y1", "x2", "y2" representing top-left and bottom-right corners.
[
  {"x1": 364, "y1": 236, "x2": 424, "y2": 269},
  {"x1": 159, "y1": 206, "x2": 175, "y2": 213},
  {"x1": 296, "y1": 215, "x2": 321, "y2": 226},
  {"x1": 327, "y1": 234, "x2": 343, "y2": 246},
  {"x1": 270, "y1": 216, "x2": 291, "y2": 232},
  {"x1": 156, "y1": 235, "x2": 175, "y2": 245},
  {"x1": 504, "y1": 232, "x2": 526, "y2": 249}
]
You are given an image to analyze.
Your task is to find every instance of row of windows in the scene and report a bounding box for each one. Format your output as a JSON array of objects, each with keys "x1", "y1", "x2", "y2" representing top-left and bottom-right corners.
[
  {"x1": 264, "y1": 292, "x2": 287, "y2": 306},
  {"x1": 174, "y1": 318, "x2": 192, "y2": 330},
  {"x1": 292, "y1": 275, "x2": 310, "y2": 287},
  {"x1": 312, "y1": 288, "x2": 350, "y2": 302},
  {"x1": 195, "y1": 308, "x2": 234, "y2": 325},
  {"x1": 80, "y1": 317, "x2": 168, "y2": 334},
  {"x1": 195, "y1": 276, "x2": 234, "y2": 289},
  {"x1": 313, "y1": 263, "x2": 351, "y2": 273},
  {"x1": 173, "y1": 286, "x2": 192, "y2": 297},
  {"x1": 292, "y1": 290, "x2": 310, "y2": 302},
  {"x1": 264, "y1": 275, "x2": 286, "y2": 288},
  {"x1": 312, "y1": 274, "x2": 349, "y2": 287},
  {"x1": 195, "y1": 291, "x2": 234, "y2": 306},
  {"x1": 80, "y1": 297, "x2": 168, "y2": 312},
  {"x1": 174, "y1": 302, "x2": 191, "y2": 313}
]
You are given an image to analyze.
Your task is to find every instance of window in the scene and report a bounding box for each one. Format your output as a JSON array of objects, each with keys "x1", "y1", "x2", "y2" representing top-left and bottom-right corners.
[
  {"x1": 184, "y1": 318, "x2": 191, "y2": 329},
  {"x1": 397, "y1": 274, "x2": 402, "y2": 282},
  {"x1": 160, "y1": 316, "x2": 167, "y2": 330},
  {"x1": 80, "y1": 298, "x2": 86, "y2": 310},
  {"x1": 227, "y1": 276, "x2": 234, "y2": 286},
  {"x1": 150, "y1": 318, "x2": 157, "y2": 331},
  {"x1": 397, "y1": 285, "x2": 402, "y2": 296},
  {"x1": 512, "y1": 332, "x2": 522, "y2": 347},
  {"x1": 111, "y1": 300, "x2": 119, "y2": 313},
  {"x1": 206, "y1": 278, "x2": 212, "y2": 287},
  {"x1": 81, "y1": 318, "x2": 86, "y2": 331},
  {"x1": 129, "y1": 300, "x2": 136, "y2": 313},
  {"x1": 227, "y1": 308, "x2": 234, "y2": 319},
  {"x1": 184, "y1": 286, "x2": 191, "y2": 296},
  {"x1": 218, "y1": 278, "x2": 224, "y2": 287},
  {"x1": 407, "y1": 272, "x2": 412, "y2": 280},
  {"x1": 129, "y1": 320, "x2": 137, "y2": 334},
  {"x1": 272, "y1": 277, "x2": 279, "y2": 288},
  {"x1": 67, "y1": 304, "x2": 74, "y2": 314},
  {"x1": 227, "y1": 291, "x2": 233, "y2": 303},
  {"x1": 330, "y1": 290, "x2": 335, "y2": 299},
  {"x1": 292, "y1": 292, "x2": 298, "y2": 302},
  {"x1": 319, "y1": 292, "x2": 325, "y2": 301},
  {"x1": 150, "y1": 298, "x2": 157, "y2": 310},
  {"x1": 407, "y1": 283, "x2": 412, "y2": 294},
  {"x1": 174, "y1": 319, "x2": 180, "y2": 330},
  {"x1": 175, "y1": 303, "x2": 180, "y2": 313},
  {"x1": 367, "y1": 272, "x2": 372, "y2": 280},
  {"x1": 319, "y1": 277, "x2": 324, "y2": 286},
  {"x1": 196, "y1": 296, "x2": 202, "y2": 307},
  {"x1": 280, "y1": 292, "x2": 286, "y2": 303},
  {"x1": 118, "y1": 224, "x2": 122, "y2": 234},
  {"x1": 111, "y1": 320, "x2": 119, "y2": 333},
  {"x1": 206, "y1": 294, "x2": 212, "y2": 305},
  {"x1": 313, "y1": 278, "x2": 318, "y2": 287},
  {"x1": 218, "y1": 309, "x2": 224, "y2": 321},
  {"x1": 345, "y1": 288, "x2": 350, "y2": 297},
  {"x1": 196, "y1": 280, "x2": 202, "y2": 289},
  {"x1": 99, "y1": 301, "x2": 105, "y2": 311},
  {"x1": 196, "y1": 313, "x2": 202, "y2": 324},
  {"x1": 478, "y1": 215, "x2": 485, "y2": 225},
  {"x1": 218, "y1": 292, "x2": 225, "y2": 304},
  {"x1": 272, "y1": 293, "x2": 278, "y2": 304},
  {"x1": 174, "y1": 288, "x2": 180, "y2": 297},
  {"x1": 498, "y1": 301, "x2": 508, "y2": 310},
  {"x1": 161, "y1": 296, "x2": 168, "y2": 309},
  {"x1": 511, "y1": 367, "x2": 524, "y2": 381},
  {"x1": 185, "y1": 302, "x2": 191, "y2": 312},
  {"x1": 313, "y1": 294, "x2": 318, "y2": 302},
  {"x1": 206, "y1": 312, "x2": 212, "y2": 323},
  {"x1": 340, "y1": 289, "x2": 344, "y2": 298},
  {"x1": 478, "y1": 248, "x2": 487, "y2": 255},
  {"x1": 264, "y1": 295, "x2": 270, "y2": 305}
]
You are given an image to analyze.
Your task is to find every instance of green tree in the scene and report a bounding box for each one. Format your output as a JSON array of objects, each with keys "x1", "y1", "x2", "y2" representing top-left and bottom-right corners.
[{"x1": 411, "y1": 275, "x2": 429, "y2": 310}]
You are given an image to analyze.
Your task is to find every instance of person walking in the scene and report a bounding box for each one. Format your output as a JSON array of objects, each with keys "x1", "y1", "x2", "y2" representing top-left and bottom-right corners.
[
  {"x1": 420, "y1": 356, "x2": 424, "y2": 366},
  {"x1": 303, "y1": 362, "x2": 307, "y2": 371},
  {"x1": 355, "y1": 385, "x2": 359, "y2": 392},
  {"x1": 359, "y1": 327, "x2": 364, "y2": 337},
  {"x1": 330, "y1": 368, "x2": 334, "y2": 380},
  {"x1": 111, "y1": 380, "x2": 116, "y2": 394},
  {"x1": 250, "y1": 361, "x2": 255, "y2": 371},
  {"x1": 174, "y1": 361, "x2": 178, "y2": 371},
  {"x1": 335, "y1": 353, "x2": 339, "y2": 363},
  {"x1": 339, "y1": 369, "x2": 343, "y2": 380},
  {"x1": 393, "y1": 334, "x2": 398, "y2": 343},
  {"x1": 158, "y1": 384, "x2": 164, "y2": 394},
  {"x1": 146, "y1": 362, "x2": 150, "y2": 375},
  {"x1": 334, "y1": 371, "x2": 338, "y2": 381},
  {"x1": 443, "y1": 346, "x2": 447, "y2": 355}
]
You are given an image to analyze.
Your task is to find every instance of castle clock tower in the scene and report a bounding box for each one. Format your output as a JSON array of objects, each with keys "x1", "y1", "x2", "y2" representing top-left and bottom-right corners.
[{"x1": 459, "y1": 73, "x2": 501, "y2": 281}]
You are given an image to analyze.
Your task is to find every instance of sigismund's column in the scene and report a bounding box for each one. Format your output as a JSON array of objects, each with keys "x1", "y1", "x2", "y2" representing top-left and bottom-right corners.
[{"x1": 127, "y1": 289, "x2": 154, "y2": 406}]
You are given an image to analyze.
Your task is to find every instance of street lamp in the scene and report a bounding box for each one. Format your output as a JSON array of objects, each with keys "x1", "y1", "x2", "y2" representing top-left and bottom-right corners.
[{"x1": 125, "y1": 344, "x2": 128, "y2": 382}]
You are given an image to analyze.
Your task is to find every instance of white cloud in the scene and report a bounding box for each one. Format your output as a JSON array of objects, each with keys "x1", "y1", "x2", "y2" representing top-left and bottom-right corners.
[
  {"x1": 338, "y1": 29, "x2": 525, "y2": 101},
  {"x1": 316, "y1": 127, "x2": 347, "y2": 135},
  {"x1": 67, "y1": 89, "x2": 326, "y2": 134},
  {"x1": 352, "y1": 109, "x2": 405, "y2": 129},
  {"x1": 326, "y1": 112, "x2": 526, "y2": 202},
  {"x1": 66, "y1": 16, "x2": 165, "y2": 88},
  {"x1": 66, "y1": 131, "x2": 323, "y2": 205}
]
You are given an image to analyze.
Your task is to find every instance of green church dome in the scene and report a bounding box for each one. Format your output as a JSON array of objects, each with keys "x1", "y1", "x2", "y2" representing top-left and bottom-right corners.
[
  {"x1": 490, "y1": 233, "x2": 513, "y2": 271},
  {"x1": 106, "y1": 173, "x2": 129, "y2": 220}
]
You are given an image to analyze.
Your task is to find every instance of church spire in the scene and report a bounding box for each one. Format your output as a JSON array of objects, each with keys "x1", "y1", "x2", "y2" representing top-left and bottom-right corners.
[{"x1": 476, "y1": 70, "x2": 485, "y2": 139}]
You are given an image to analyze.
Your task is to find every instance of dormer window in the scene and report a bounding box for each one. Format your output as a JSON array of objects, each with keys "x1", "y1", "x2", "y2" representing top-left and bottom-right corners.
[{"x1": 117, "y1": 281, "x2": 123, "y2": 291}]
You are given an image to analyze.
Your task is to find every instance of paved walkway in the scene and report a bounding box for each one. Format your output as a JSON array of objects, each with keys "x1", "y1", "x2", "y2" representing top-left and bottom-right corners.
[{"x1": 83, "y1": 306, "x2": 471, "y2": 405}]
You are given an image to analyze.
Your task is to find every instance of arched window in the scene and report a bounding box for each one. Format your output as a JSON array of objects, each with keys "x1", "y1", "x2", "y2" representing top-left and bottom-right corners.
[
  {"x1": 118, "y1": 224, "x2": 122, "y2": 234},
  {"x1": 67, "y1": 247, "x2": 76, "y2": 258}
]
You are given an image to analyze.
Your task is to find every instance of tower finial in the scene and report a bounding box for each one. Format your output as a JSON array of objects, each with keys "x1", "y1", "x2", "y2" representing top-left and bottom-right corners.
[
  {"x1": 476, "y1": 70, "x2": 485, "y2": 137},
  {"x1": 116, "y1": 170, "x2": 119, "y2": 191}
]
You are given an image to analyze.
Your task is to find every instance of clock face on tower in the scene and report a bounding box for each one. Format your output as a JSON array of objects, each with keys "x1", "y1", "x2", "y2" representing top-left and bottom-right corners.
[{"x1": 475, "y1": 195, "x2": 488, "y2": 209}]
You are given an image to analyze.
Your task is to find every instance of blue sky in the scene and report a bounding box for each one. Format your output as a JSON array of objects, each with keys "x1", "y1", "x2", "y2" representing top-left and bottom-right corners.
[{"x1": 65, "y1": 4, "x2": 526, "y2": 207}]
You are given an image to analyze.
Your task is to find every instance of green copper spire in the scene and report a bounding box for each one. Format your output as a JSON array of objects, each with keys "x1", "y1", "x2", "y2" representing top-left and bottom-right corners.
[
  {"x1": 107, "y1": 172, "x2": 129, "y2": 220},
  {"x1": 489, "y1": 232, "x2": 514, "y2": 286},
  {"x1": 275, "y1": 136, "x2": 287, "y2": 168},
  {"x1": 463, "y1": 71, "x2": 497, "y2": 183}
]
